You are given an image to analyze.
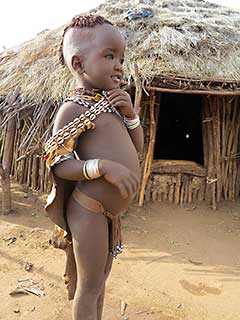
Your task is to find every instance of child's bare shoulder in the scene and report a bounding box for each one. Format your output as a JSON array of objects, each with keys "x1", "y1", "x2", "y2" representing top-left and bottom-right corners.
[{"x1": 53, "y1": 101, "x2": 86, "y2": 134}]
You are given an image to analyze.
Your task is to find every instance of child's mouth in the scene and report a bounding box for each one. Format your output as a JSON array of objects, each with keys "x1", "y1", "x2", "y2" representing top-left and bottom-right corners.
[{"x1": 111, "y1": 75, "x2": 121, "y2": 83}]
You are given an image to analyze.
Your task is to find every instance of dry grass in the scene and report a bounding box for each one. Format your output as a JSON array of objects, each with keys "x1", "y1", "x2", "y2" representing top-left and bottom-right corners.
[{"x1": 0, "y1": 0, "x2": 240, "y2": 104}]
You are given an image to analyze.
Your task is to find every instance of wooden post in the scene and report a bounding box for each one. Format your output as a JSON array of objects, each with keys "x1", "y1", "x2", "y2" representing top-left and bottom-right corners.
[
  {"x1": 0, "y1": 117, "x2": 16, "y2": 214},
  {"x1": 138, "y1": 92, "x2": 157, "y2": 206},
  {"x1": 133, "y1": 63, "x2": 142, "y2": 115},
  {"x1": 175, "y1": 173, "x2": 181, "y2": 205}
]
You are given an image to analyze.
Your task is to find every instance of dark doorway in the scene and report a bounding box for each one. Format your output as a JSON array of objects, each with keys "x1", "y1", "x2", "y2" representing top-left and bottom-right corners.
[{"x1": 154, "y1": 93, "x2": 203, "y2": 165}]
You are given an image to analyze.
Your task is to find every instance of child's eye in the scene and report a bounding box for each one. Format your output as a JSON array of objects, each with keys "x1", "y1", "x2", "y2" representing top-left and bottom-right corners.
[
  {"x1": 105, "y1": 54, "x2": 114, "y2": 60},
  {"x1": 120, "y1": 58, "x2": 124, "y2": 64}
]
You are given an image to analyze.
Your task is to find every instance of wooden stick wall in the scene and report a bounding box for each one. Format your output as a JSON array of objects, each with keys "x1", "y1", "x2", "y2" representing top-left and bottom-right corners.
[
  {"x1": 0, "y1": 111, "x2": 54, "y2": 193},
  {"x1": 144, "y1": 174, "x2": 206, "y2": 205},
  {"x1": 139, "y1": 94, "x2": 240, "y2": 206},
  {"x1": 1, "y1": 94, "x2": 239, "y2": 207},
  {"x1": 203, "y1": 96, "x2": 240, "y2": 203}
]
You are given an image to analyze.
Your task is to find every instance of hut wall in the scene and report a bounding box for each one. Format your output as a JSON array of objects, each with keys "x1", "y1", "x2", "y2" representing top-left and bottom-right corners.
[
  {"x1": 145, "y1": 173, "x2": 206, "y2": 204},
  {"x1": 202, "y1": 96, "x2": 240, "y2": 202},
  {"x1": 0, "y1": 106, "x2": 55, "y2": 193},
  {"x1": 9, "y1": 123, "x2": 51, "y2": 193},
  {"x1": 0, "y1": 93, "x2": 239, "y2": 206},
  {"x1": 140, "y1": 95, "x2": 240, "y2": 206}
]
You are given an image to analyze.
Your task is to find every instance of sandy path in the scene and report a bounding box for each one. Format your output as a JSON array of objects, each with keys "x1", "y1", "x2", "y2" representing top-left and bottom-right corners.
[{"x1": 0, "y1": 184, "x2": 240, "y2": 320}]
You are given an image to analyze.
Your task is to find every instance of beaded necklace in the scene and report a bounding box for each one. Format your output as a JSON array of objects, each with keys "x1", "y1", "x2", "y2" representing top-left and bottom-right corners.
[
  {"x1": 44, "y1": 95, "x2": 114, "y2": 167},
  {"x1": 64, "y1": 88, "x2": 119, "y2": 115},
  {"x1": 66, "y1": 88, "x2": 107, "y2": 104},
  {"x1": 44, "y1": 88, "x2": 125, "y2": 167}
]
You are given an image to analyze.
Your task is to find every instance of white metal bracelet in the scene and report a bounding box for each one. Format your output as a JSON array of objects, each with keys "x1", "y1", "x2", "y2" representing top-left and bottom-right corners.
[
  {"x1": 124, "y1": 115, "x2": 140, "y2": 130},
  {"x1": 83, "y1": 159, "x2": 101, "y2": 180}
]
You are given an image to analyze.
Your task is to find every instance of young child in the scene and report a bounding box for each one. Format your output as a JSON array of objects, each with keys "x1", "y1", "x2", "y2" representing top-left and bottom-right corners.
[{"x1": 44, "y1": 14, "x2": 144, "y2": 320}]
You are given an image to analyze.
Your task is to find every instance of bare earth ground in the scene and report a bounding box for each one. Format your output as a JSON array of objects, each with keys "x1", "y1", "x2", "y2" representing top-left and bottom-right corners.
[{"x1": 0, "y1": 183, "x2": 240, "y2": 320}]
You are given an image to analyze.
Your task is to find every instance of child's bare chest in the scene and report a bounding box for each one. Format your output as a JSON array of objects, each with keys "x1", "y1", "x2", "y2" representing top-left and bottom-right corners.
[{"x1": 76, "y1": 112, "x2": 140, "y2": 174}]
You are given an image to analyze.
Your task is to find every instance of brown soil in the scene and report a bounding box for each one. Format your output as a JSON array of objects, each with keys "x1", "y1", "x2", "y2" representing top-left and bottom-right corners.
[{"x1": 1, "y1": 183, "x2": 240, "y2": 320}]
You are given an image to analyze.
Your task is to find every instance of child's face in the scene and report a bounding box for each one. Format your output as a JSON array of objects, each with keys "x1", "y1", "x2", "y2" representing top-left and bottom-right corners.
[{"x1": 77, "y1": 24, "x2": 126, "y2": 90}]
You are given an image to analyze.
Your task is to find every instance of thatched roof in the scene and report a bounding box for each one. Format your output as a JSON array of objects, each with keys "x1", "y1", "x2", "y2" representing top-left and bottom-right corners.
[{"x1": 1, "y1": 0, "x2": 240, "y2": 104}]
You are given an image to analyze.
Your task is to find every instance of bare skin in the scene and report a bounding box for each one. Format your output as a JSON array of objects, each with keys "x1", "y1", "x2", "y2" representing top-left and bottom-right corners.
[{"x1": 53, "y1": 22, "x2": 144, "y2": 320}]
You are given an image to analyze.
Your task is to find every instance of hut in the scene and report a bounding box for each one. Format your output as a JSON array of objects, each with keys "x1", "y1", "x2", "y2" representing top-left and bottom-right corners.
[{"x1": 0, "y1": 0, "x2": 240, "y2": 213}]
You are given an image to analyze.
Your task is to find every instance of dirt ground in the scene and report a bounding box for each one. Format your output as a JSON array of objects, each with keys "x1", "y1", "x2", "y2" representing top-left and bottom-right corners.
[{"x1": 0, "y1": 183, "x2": 240, "y2": 320}]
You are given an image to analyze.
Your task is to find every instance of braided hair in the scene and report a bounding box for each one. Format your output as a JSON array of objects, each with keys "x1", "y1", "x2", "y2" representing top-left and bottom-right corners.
[{"x1": 59, "y1": 14, "x2": 113, "y2": 66}]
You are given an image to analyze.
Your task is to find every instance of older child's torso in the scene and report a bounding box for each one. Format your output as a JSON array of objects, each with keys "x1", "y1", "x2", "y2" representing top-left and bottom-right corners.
[{"x1": 75, "y1": 109, "x2": 140, "y2": 214}]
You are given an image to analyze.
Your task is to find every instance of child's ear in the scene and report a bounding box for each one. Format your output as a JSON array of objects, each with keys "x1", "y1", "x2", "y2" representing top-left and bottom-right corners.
[{"x1": 72, "y1": 55, "x2": 84, "y2": 74}]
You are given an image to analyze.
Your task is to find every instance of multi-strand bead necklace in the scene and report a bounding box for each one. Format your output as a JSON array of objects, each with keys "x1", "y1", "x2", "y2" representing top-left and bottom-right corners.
[{"x1": 44, "y1": 90, "x2": 116, "y2": 167}]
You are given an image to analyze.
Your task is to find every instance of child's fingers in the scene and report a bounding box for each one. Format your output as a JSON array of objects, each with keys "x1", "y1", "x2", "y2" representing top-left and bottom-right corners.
[
  {"x1": 131, "y1": 174, "x2": 140, "y2": 193},
  {"x1": 121, "y1": 178, "x2": 137, "y2": 198},
  {"x1": 122, "y1": 181, "x2": 132, "y2": 198},
  {"x1": 107, "y1": 88, "x2": 121, "y2": 95},
  {"x1": 117, "y1": 182, "x2": 128, "y2": 199},
  {"x1": 109, "y1": 97, "x2": 129, "y2": 107},
  {"x1": 108, "y1": 92, "x2": 129, "y2": 102},
  {"x1": 107, "y1": 89, "x2": 128, "y2": 100},
  {"x1": 124, "y1": 174, "x2": 139, "y2": 195},
  {"x1": 116, "y1": 176, "x2": 138, "y2": 198},
  {"x1": 124, "y1": 178, "x2": 136, "y2": 196}
]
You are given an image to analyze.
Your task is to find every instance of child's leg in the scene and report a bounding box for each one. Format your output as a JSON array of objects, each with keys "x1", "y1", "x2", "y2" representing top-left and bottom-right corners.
[
  {"x1": 97, "y1": 253, "x2": 113, "y2": 320},
  {"x1": 63, "y1": 231, "x2": 113, "y2": 318},
  {"x1": 67, "y1": 196, "x2": 110, "y2": 320},
  {"x1": 97, "y1": 286, "x2": 105, "y2": 320}
]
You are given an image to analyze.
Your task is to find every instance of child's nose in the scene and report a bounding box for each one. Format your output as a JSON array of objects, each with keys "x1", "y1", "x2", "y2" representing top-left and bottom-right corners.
[{"x1": 115, "y1": 61, "x2": 123, "y2": 72}]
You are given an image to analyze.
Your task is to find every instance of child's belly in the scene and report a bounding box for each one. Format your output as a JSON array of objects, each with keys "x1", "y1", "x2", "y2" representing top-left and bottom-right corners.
[{"x1": 76, "y1": 113, "x2": 141, "y2": 214}]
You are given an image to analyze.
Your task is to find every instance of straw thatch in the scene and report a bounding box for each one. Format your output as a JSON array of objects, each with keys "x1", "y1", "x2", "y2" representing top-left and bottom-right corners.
[{"x1": 0, "y1": 0, "x2": 240, "y2": 106}]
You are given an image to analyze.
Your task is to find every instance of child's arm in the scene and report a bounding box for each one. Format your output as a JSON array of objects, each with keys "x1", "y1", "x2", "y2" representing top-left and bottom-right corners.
[
  {"x1": 50, "y1": 102, "x2": 140, "y2": 198},
  {"x1": 51, "y1": 101, "x2": 86, "y2": 181},
  {"x1": 125, "y1": 123, "x2": 144, "y2": 153},
  {"x1": 107, "y1": 89, "x2": 144, "y2": 152}
]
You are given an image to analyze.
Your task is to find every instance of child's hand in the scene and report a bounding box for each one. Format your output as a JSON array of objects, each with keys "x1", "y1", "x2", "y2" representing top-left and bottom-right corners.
[
  {"x1": 107, "y1": 89, "x2": 136, "y2": 118},
  {"x1": 99, "y1": 159, "x2": 140, "y2": 199}
]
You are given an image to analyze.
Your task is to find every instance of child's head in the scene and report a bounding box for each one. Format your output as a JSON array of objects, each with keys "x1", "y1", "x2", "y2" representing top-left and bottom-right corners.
[{"x1": 60, "y1": 14, "x2": 126, "y2": 91}]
